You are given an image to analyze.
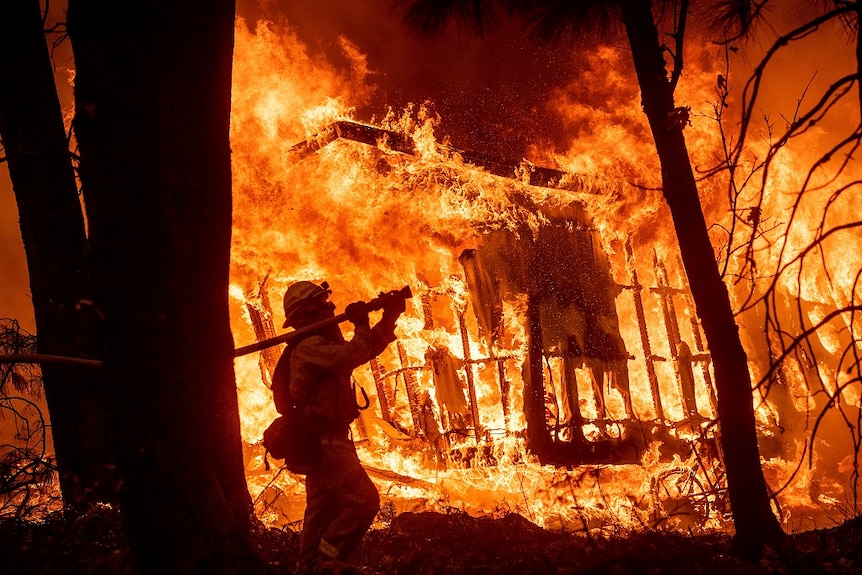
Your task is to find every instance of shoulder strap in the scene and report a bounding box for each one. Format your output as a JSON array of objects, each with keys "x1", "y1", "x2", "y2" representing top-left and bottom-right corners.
[{"x1": 271, "y1": 340, "x2": 302, "y2": 414}]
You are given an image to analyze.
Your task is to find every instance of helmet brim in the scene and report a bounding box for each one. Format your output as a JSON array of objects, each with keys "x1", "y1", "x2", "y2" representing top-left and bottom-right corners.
[{"x1": 283, "y1": 289, "x2": 330, "y2": 328}]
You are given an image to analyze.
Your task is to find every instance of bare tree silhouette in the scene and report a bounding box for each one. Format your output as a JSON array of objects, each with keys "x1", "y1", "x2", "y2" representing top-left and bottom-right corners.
[{"x1": 707, "y1": 0, "x2": 862, "y2": 518}]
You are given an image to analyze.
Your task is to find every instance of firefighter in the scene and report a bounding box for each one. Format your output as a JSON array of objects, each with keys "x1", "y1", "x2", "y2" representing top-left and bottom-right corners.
[{"x1": 273, "y1": 280, "x2": 404, "y2": 575}]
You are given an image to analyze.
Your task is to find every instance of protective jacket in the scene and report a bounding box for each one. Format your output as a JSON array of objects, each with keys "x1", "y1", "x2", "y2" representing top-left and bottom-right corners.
[{"x1": 274, "y1": 323, "x2": 394, "y2": 432}]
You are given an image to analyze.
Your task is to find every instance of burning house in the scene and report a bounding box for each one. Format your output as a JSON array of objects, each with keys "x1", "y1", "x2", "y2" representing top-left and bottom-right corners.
[
  {"x1": 231, "y1": 119, "x2": 728, "y2": 531},
  {"x1": 0, "y1": 5, "x2": 859, "y2": 572},
  {"x1": 261, "y1": 121, "x2": 717, "y2": 460},
  {"x1": 226, "y1": 17, "x2": 858, "y2": 536}
]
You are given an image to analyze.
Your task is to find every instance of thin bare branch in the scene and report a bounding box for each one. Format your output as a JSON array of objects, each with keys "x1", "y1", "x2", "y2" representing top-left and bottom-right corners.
[{"x1": 733, "y1": 5, "x2": 856, "y2": 163}]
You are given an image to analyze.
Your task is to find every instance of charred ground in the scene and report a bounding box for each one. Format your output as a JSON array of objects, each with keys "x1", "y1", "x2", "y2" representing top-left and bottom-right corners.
[{"x1": 2, "y1": 507, "x2": 860, "y2": 574}]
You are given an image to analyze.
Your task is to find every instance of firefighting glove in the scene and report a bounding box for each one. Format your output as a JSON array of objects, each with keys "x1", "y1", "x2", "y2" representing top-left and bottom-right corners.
[
  {"x1": 381, "y1": 290, "x2": 407, "y2": 316},
  {"x1": 345, "y1": 301, "x2": 370, "y2": 329}
]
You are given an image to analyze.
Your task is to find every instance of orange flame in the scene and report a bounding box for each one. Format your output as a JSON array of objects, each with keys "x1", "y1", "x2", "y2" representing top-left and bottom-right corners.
[{"x1": 229, "y1": 17, "x2": 860, "y2": 534}]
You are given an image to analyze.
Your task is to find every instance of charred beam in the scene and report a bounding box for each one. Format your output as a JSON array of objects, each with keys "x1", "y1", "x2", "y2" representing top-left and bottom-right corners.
[
  {"x1": 525, "y1": 294, "x2": 551, "y2": 460},
  {"x1": 245, "y1": 286, "x2": 281, "y2": 382},
  {"x1": 624, "y1": 241, "x2": 664, "y2": 420},
  {"x1": 396, "y1": 341, "x2": 425, "y2": 438},
  {"x1": 682, "y1": 289, "x2": 717, "y2": 413},
  {"x1": 369, "y1": 358, "x2": 394, "y2": 422},
  {"x1": 457, "y1": 310, "x2": 483, "y2": 443},
  {"x1": 287, "y1": 120, "x2": 576, "y2": 190}
]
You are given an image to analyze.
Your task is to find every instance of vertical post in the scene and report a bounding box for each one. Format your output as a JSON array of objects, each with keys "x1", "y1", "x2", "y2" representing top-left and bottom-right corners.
[
  {"x1": 493, "y1": 347, "x2": 511, "y2": 431},
  {"x1": 369, "y1": 358, "x2": 393, "y2": 422},
  {"x1": 681, "y1": 284, "x2": 717, "y2": 413},
  {"x1": 625, "y1": 241, "x2": 664, "y2": 420},
  {"x1": 396, "y1": 341, "x2": 425, "y2": 438},
  {"x1": 420, "y1": 291, "x2": 435, "y2": 330},
  {"x1": 457, "y1": 310, "x2": 483, "y2": 443},
  {"x1": 245, "y1": 298, "x2": 282, "y2": 384},
  {"x1": 525, "y1": 294, "x2": 551, "y2": 460},
  {"x1": 563, "y1": 352, "x2": 587, "y2": 442},
  {"x1": 653, "y1": 256, "x2": 699, "y2": 419}
]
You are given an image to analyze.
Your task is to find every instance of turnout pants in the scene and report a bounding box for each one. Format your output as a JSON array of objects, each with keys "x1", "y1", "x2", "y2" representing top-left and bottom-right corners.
[{"x1": 297, "y1": 431, "x2": 380, "y2": 569}]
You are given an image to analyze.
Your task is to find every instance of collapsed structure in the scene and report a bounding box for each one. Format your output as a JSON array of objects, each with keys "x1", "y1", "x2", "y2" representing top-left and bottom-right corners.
[{"x1": 243, "y1": 121, "x2": 718, "y2": 471}]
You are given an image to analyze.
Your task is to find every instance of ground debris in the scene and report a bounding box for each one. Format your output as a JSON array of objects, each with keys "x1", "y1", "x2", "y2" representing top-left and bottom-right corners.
[{"x1": 2, "y1": 508, "x2": 861, "y2": 574}]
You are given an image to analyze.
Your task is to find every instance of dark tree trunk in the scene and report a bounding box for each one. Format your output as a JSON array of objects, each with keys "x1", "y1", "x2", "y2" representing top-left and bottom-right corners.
[
  {"x1": 0, "y1": 0, "x2": 116, "y2": 513},
  {"x1": 856, "y1": 2, "x2": 861, "y2": 117},
  {"x1": 67, "y1": 1, "x2": 260, "y2": 572},
  {"x1": 618, "y1": 0, "x2": 784, "y2": 553}
]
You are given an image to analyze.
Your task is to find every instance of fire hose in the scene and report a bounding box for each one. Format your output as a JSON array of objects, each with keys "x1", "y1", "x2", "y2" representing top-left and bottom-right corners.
[
  {"x1": 233, "y1": 285, "x2": 412, "y2": 357},
  {"x1": 0, "y1": 285, "x2": 412, "y2": 366}
]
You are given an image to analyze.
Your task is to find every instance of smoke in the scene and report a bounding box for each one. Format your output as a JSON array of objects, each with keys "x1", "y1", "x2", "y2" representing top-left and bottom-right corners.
[
  {"x1": 236, "y1": 0, "x2": 585, "y2": 161},
  {"x1": 241, "y1": 0, "x2": 858, "y2": 158}
]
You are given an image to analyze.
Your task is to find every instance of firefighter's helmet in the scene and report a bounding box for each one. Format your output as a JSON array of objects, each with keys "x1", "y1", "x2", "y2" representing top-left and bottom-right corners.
[{"x1": 282, "y1": 280, "x2": 331, "y2": 328}]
